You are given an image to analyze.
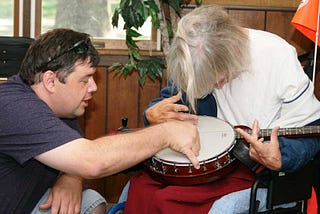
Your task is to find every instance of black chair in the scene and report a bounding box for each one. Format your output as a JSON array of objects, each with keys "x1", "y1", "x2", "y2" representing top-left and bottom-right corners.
[
  {"x1": 0, "y1": 36, "x2": 34, "y2": 78},
  {"x1": 249, "y1": 153, "x2": 320, "y2": 214}
]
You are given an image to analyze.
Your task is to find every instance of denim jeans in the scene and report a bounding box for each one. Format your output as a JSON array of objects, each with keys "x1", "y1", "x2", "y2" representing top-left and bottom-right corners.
[
  {"x1": 31, "y1": 188, "x2": 106, "y2": 214},
  {"x1": 208, "y1": 188, "x2": 296, "y2": 214}
]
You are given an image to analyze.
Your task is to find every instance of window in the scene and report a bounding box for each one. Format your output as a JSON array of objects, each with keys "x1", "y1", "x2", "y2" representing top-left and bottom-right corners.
[
  {"x1": 0, "y1": 0, "x2": 157, "y2": 50},
  {"x1": 41, "y1": 0, "x2": 154, "y2": 49},
  {"x1": 0, "y1": 0, "x2": 14, "y2": 36}
]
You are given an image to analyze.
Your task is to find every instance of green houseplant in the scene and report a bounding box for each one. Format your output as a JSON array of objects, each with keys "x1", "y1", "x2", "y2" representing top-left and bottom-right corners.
[{"x1": 109, "y1": 0, "x2": 202, "y2": 85}]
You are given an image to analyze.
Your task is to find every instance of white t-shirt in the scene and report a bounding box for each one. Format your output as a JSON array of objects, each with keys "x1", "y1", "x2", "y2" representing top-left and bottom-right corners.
[{"x1": 213, "y1": 29, "x2": 320, "y2": 129}]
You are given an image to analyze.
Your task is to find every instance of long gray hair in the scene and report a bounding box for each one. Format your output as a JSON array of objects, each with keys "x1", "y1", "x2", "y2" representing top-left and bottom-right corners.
[{"x1": 167, "y1": 5, "x2": 250, "y2": 112}]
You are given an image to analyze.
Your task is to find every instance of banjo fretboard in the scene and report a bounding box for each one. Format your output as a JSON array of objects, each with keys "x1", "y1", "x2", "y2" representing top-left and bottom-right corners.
[{"x1": 235, "y1": 126, "x2": 320, "y2": 139}]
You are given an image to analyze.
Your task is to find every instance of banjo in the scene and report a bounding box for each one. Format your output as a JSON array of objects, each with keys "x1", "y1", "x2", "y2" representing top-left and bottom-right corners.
[
  {"x1": 144, "y1": 116, "x2": 320, "y2": 186},
  {"x1": 144, "y1": 116, "x2": 238, "y2": 186}
]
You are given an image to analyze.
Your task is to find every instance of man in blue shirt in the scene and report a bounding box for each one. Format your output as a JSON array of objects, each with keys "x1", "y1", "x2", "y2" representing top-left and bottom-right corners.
[{"x1": 0, "y1": 28, "x2": 200, "y2": 213}]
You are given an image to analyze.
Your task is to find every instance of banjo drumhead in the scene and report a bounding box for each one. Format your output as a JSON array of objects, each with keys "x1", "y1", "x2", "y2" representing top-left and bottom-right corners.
[{"x1": 154, "y1": 116, "x2": 235, "y2": 164}]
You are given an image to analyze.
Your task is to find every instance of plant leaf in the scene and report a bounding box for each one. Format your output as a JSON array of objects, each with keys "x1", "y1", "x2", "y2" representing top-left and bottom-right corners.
[
  {"x1": 164, "y1": 0, "x2": 181, "y2": 14},
  {"x1": 123, "y1": 63, "x2": 135, "y2": 77},
  {"x1": 132, "y1": 49, "x2": 142, "y2": 61},
  {"x1": 166, "y1": 18, "x2": 174, "y2": 38},
  {"x1": 109, "y1": 62, "x2": 123, "y2": 69},
  {"x1": 127, "y1": 28, "x2": 142, "y2": 38},
  {"x1": 195, "y1": 0, "x2": 202, "y2": 5},
  {"x1": 139, "y1": 74, "x2": 146, "y2": 85},
  {"x1": 110, "y1": 0, "x2": 183, "y2": 86},
  {"x1": 126, "y1": 35, "x2": 139, "y2": 49},
  {"x1": 145, "y1": 0, "x2": 160, "y2": 13},
  {"x1": 119, "y1": 0, "x2": 128, "y2": 10},
  {"x1": 136, "y1": 57, "x2": 164, "y2": 83},
  {"x1": 111, "y1": 8, "x2": 120, "y2": 28},
  {"x1": 108, "y1": 62, "x2": 124, "y2": 74}
]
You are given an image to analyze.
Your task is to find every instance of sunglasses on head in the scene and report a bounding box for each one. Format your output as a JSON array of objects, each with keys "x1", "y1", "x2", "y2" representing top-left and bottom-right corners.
[{"x1": 46, "y1": 39, "x2": 89, "y2": 65}]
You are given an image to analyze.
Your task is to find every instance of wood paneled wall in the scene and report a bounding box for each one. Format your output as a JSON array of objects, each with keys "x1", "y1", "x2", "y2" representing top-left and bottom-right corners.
[{"x1": 80, "y1": 5, "x2": 316, "y2": 203}]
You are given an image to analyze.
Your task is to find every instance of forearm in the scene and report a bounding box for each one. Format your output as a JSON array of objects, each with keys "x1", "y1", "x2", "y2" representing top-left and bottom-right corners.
[
  {"x1": 280, "y1": 118, "x2": 320, "y2": 172},
  {"x1": 91, "y1": 124, "x2": 169, "y2": 176},
  {"x1": 279, "y1": 136, "x2": 320, "y2": 172},
  {"x1": 37, "y1": 118, "x2": 200, "y2": 179},
  {"x1": 57, "y1": 173, "x2": 83, "y2": 186},
  {"x1": 37, "y1": 123, "x2": 169, "y2": 179}
]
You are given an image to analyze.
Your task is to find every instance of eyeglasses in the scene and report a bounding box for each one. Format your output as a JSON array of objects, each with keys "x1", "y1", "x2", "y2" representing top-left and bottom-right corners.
[{"x1": 46, "y1": 39, "x2": 89, "y2": 65}]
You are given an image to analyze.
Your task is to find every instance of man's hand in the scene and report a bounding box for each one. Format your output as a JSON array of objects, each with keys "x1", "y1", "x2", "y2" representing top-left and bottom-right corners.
[
  {"x1": 146, "y1": 91, "x2": 198, "y2": 125},
  {"x1": 39, "y1": 174, "x2": 83, "y2": 214},
  {"x1": 236, "y1": 120, "x2": 282, "y2": 170},
  {"x1": 161, "y1": 120, "x2": 200, "y2": 169}
]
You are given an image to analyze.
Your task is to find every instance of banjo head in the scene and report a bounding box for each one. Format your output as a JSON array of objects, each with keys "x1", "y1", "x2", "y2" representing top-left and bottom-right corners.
[{"x1": 154, "y1": 116, "x2": 236, "y2": 165}]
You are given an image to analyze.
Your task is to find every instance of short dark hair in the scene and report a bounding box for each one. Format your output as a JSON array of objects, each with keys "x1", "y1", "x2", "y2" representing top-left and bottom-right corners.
[{"x1": 20, "y1": 28, "x2": 100, "y2": 85}]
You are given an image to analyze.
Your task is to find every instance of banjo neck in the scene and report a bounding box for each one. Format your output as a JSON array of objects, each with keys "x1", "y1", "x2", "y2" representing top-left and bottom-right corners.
[{"x1": 235, "y1": 125, "x2": 320, "y2": 140}]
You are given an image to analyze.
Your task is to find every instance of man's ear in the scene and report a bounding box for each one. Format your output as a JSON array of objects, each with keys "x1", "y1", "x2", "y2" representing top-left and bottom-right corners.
[{"x1": 42, "y1": 70, "x2": 56, "y2": 92}]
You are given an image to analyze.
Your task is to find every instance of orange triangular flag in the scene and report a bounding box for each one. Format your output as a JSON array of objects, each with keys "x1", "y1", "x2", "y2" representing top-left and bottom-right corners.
[
  {"x1": 291, "y1": 0, "x2": 320, "y2": 46},
  {"x1": 307, "y1": 187, "x2": 318, "y2": 214}
]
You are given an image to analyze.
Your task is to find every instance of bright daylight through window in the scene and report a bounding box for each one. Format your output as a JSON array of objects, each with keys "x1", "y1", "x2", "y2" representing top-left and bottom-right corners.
[
  {"x1": 0, "y1": 0, "x2": 152, "y2": 41},
  {"x1": 42, "y1": 0, "x2": 152, "y2": 40},
  {"x1": 0, "y1": 0, "x2": 14, "y2": 36}
]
